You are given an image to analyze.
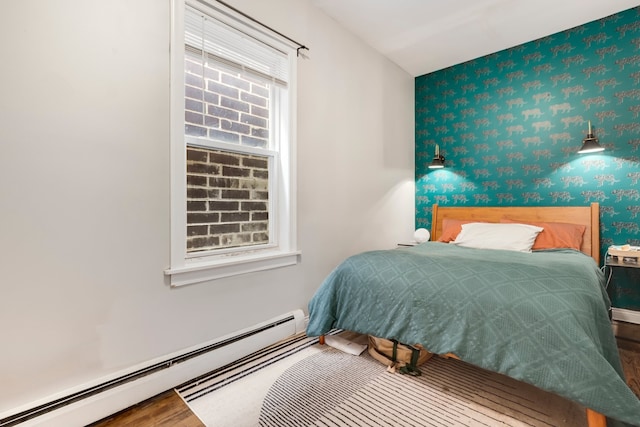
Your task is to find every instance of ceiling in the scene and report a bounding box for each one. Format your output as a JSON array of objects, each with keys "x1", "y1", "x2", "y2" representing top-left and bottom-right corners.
[{"x1": 310, "y1": 0, "x2": 640, "y2": 77}]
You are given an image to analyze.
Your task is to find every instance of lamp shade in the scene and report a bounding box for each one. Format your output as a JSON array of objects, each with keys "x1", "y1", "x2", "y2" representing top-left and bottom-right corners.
[
  {"x1": 578, "y1": 121, "x2": 605, "y2": 154},
  {"x1": 414, "y1": 228, "x2": 430, "y2": 243},
  {"x1": 578, "y1": 137, "x2": 604, "y2": 154},
  {"x1": 428, "y1": 144, "x2": 445, "y2": 168},
  {"x1": 428, "y1": 156, "x2": 445, "y2": 168}
]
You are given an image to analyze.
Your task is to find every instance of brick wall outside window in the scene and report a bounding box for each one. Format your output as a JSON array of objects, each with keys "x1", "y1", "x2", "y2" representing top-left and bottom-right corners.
[
  {"x1": 184, "y1": 56, "x2": 271, "y2": 253},
  {"x1": 186, "y1": 147, "x2": 269, "y2": 252},
  {"x1": 184, "y1": 55, "x2": 270, "y2": 148}
]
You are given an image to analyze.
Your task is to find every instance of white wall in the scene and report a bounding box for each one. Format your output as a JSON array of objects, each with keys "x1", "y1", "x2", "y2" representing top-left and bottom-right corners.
[{"x1": 0, "y1": 0, "x2": 414, "y2": 414}]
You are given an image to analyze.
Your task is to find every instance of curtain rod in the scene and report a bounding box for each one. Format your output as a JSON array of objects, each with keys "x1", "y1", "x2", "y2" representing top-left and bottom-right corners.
[{"x1": 214, "y1": 0, "x2": 309, "y2": 57}]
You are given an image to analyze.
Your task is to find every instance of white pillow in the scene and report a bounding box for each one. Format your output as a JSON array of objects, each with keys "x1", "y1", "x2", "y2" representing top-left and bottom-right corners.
[{"x1": 452, "y1": 222, "x2": 544, "y2": 253}]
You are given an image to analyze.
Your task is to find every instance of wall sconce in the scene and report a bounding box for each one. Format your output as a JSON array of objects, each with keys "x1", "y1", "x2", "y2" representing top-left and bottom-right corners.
[
  {"x1": 428, "y1": 144, "x2": 445, "y2": 169},
  {"x1": 578, "y1": 121, "x2": 604, "y2": 154}
]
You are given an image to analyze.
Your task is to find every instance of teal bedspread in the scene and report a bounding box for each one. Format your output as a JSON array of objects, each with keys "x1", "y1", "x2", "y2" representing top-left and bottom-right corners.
[{"x1": 307, "y1": 242, "x2": 640, "y2": 426}]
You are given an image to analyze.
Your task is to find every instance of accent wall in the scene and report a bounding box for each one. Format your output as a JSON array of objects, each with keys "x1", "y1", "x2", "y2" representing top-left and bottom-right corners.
[{"x1": 415, "y1": 6, "x2": 640, "y2": 310}]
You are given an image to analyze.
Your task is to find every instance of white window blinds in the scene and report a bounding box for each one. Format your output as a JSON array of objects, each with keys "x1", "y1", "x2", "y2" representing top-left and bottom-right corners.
[{"x1": 184, "y1": 4, "x2": 290, "y2": 87}]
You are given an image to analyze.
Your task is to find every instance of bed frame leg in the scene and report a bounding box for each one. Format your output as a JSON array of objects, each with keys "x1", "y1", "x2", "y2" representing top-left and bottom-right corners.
[
  {"x1": 586, "y1": 408, "x2": 606, "y2": 427},
  {"x1": 318, "y1": 335, "x2": 325, "y2": 345}
]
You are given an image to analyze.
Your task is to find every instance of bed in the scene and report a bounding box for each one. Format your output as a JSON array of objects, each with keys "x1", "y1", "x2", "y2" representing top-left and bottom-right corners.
[{"x1": 306, "y1": 203, "x2": 640, "y2": 427}]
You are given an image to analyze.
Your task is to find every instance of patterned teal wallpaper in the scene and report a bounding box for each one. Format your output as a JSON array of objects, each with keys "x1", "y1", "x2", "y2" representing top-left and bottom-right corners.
[{"x1": 415, "y1": 7, "x2": 640, "y2": 310}]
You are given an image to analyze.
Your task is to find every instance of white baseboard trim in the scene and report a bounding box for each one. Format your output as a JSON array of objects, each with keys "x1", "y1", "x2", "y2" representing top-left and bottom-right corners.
[
  {"x1": 612, "y1": 307, "x2": 640, "y2": 325},
  {"x1": 1, "y1": 309, "x2": 306, "y2": 427}
]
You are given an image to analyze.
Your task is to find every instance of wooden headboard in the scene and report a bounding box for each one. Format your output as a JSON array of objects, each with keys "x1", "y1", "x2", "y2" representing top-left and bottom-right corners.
[{"x1": 430, "y1": 203, "x2": 600, "y2": 264}]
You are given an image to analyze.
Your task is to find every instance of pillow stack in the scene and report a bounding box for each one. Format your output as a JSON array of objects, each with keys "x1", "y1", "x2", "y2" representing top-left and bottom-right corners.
[{"x1": 438, "y1": 217, "x2": 586, "y2": 253}]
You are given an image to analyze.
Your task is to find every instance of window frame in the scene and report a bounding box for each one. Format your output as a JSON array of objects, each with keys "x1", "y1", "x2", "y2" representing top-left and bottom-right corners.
[{"x1": 166, "y1": 0, "x2": 299, "y2": 286}]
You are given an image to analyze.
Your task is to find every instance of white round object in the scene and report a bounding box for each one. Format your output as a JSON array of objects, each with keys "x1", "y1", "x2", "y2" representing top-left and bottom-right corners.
[{"x1": 414, "y1": 228, "x2": 430, "y2": 243}]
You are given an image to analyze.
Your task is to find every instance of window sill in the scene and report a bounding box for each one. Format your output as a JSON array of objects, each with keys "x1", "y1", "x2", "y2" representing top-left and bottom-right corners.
[{"x1": 164, "y1": 250, "x2": 301, "y2": 287}]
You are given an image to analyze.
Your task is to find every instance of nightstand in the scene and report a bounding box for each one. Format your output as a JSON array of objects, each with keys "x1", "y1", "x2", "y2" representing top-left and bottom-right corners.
[
  {"x1": 397, "y1": 241, "x2": 419, "y2": 247},
  {"x1": 605, "y1": 248, "x2": 640, "y2": 324},
  {"x1": 606, "y1": 255, "x2": 640, "y2": 267}
]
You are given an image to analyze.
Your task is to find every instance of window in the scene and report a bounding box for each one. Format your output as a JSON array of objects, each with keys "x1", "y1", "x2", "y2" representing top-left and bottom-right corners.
[{"x1": 166, "y1": 0, "x2": 299, "y2": 286}]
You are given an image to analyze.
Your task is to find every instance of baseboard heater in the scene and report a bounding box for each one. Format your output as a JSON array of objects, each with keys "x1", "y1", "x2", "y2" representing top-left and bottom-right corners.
[{"x1": 0, "y1": 309, "x2": 306, "y2": 427}]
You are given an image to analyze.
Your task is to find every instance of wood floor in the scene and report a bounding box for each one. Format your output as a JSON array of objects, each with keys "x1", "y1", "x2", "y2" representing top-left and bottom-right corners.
[
  {"x1": 90, "y1": 322, "x2": 640, "y2": 427},
  {"x1": 88, "y1": 389, "x2": 204, "y2": 427}
]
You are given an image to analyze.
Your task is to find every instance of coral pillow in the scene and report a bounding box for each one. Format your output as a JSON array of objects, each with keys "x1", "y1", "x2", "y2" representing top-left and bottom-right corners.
[
  {"x1": 500, "y1": 218, "x2": 586, "y2": 251},
  {"x1": 438, "y1": 219, "x2": 476, "y2": 242}
]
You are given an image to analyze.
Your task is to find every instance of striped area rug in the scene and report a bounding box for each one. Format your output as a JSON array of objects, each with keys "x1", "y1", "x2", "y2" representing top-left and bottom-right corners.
[
  {"x1": 177, "y1": 332, "x2": 586, "y2": 427},
  {"x1": 178, "y1": 331, "x2": 330, "y2": 403}
]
